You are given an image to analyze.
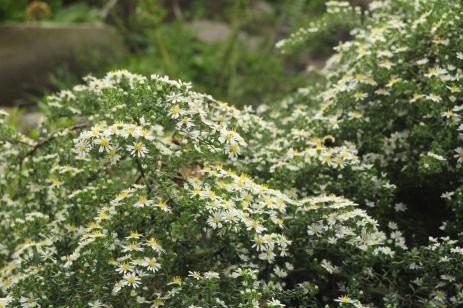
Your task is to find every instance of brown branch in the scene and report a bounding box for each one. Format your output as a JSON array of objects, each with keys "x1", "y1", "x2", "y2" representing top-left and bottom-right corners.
[
  {"x1": 1, "y1": 137, "x2": 34, "y2": 147},
  {"x1": 20, "y1": 123, "x2": 89, "y2": 165}
]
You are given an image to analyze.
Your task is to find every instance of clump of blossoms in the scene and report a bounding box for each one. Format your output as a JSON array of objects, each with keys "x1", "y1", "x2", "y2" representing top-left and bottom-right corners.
[
  {"x1": 0, "y1": 71, "x2": 387, "y2": 306},
  {"x1": 276, "y1": 1, "x2": 362, "y2": 54},
  {"x1": 269, "y1": 0, "x2": 463, "y2": 305},
  {"x1": 311, "y1": 0, "x2": 463, "y2": 219},
  {"x1": 1, "y1": 0, "x2": 463, "y2": 306}
]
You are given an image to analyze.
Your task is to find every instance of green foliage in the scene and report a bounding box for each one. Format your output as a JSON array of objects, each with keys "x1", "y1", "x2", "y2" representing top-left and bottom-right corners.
[
  {"x1": 0, "y1": 0, "x2": 30, "y2": 21},
  {"x1": 52, "y1": 3, "x2": 101, "y2": 23},
  {"x1": 0, "y1": 0, "x2": 102, "y2": 23},
  {"x1": 276, "y1": 1, "x2": 362, "y2": 54},
  {"x1": 121, "y1": 0, "x2": 308, "y2": 106},
  {"x1": 1, "y1": 0, "x2": 463, "y2": 307}
]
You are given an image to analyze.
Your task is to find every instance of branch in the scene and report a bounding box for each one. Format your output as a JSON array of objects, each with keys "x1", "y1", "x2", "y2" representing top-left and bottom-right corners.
[
  {"x1": 20, "y1": 123, "x2": 89, "y2": 165},
  {"x1": 135, "y1": 158, "x2": 153, "y2": 196},
  {"x1": 100, "y1": 0, "x2": 118, "y2": 20},
  {"x1": 1, "y1": 137, "x2": 34, "y2": 147},
  {"x1": 172, "y1": 0, "x2": 184, "y2": 21}
]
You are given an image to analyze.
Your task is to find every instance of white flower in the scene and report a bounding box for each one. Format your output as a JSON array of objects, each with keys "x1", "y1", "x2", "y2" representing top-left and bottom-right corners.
[
  {"x1": 143, "y1": 257, "x2": 161, "y2": 273},
  {"x1": 88, "y1": 300, "x2": 108, "y2": 308},
  {"x1": 134, "y1": 195, "x2": 154, "y2": 208},
  {"x1": 74, "y1": 140, "x2": 91, "y2": 158},
  {"x1": 204, "y1": 271, "x2": 220, "y2": 279},
  {"x1": 122, "y1": 241, "x2": 143, "y2": 252},
  {"x1": 140, "y1": 127, "x2": 154, "y2": 140},
  {"x1": 424, "y1": 66, "x2": 444, "y2": 78},
  {"x1": 252, "y1": 235, "x2": 268, "y2": 252},
  {"x1": 116, "y1": 262, "x2": 133, "y2": 274},
  {"x1": 219, "y1": 130, "x2": 240, "y2": 144},
  {"x1": 166, "y1": 92, "x2": 186, "y2": 104},
  {"x1": 94, "y1": 136, "x2": 112, "y2": 152},
  {"x1": 441, "y1": 191, "x2": 454, "y2": 200},
  {"x1": 19, "y1": 296, "x2": 40, "y2": 308},
  {"x1": 169, "y1": 105, "x2": 183, "y2": 119},
  {"x1": 188, "y1": 271, "x2": 202, "y2": 280},
  {"x1": 273, "y1": 265, "x2": 287, "y2": 278},
  {"x1": 441, "y1": 109, "x2": 456, "y2": 119},
  {"x1": 176, "y1": 116, "x2": 194, "y2": 130},
  {"x1": 127, "y1": 230, "x2": 142, "y2": 240},
  {"x1": 226, "y1": 143, "x2": 241, "y2": 159},
  {"x1": 394, "y1": 202, "x2": 407, "y2": 212},
  {"x1": 156, "y1": 198, "x2": 171, "y2": 212},
  {"x1": 127, "y1": 142, "x2": 149, "y2": 157},
  {"x1": 417, "y1": 58, "x2": 429, "y2": 65},
  {"x1": 334, "y1": 295, "x2": 353, "y2": 304},
  {"x1": 121, "y1": 124, "x2": 141, "y2": 139},
  {"x1": 107, "y1": 146, "x2": 122, "y2": 165},
  {"x1": 454, "y1": 147, "x2": 463, "y2": 163},
  {"x1": 0, "y1": 109, "x2": 9, "y2": 124},
  {"x1": 268, "y1": 298, "x2": 285, "y2": 307},
  {"x1": 379, "y1": 58, "x2": 394, "y2": 69},
  {"x1": 353, "y1": 91, "x2": 368, "y2": 101},
  {"x1": 207, "y1": 212, "x2": 223, "y2": 229},
  {"x1": 349, "y1": 110, "x2": 362, "y2": 119},
  {"x1": 0, "y1": 296, "x2": 12, "y2": 307},
  {"x1": 427, "y1": 93, "x2": 441, "y2": 102},
  {"x1": 321, "y1": 259, "x2": 337, "y2": 273},
  {"x1": 146, "y1": 238, "x2": 165, "y2": 253},
  {"x1": 123, "y1": 272, "x2": 141, "y2": 288},
  {"x1": 259, "y1": 246, "x2": 276, "y2": 263}
]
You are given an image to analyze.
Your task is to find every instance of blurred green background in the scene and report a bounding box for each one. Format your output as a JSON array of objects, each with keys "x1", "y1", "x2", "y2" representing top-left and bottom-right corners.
[{"x1": 0, "y1": 0, "x2": 359, "y2": 111}]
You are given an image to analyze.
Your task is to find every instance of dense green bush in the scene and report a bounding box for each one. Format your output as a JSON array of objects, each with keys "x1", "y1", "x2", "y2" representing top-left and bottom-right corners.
[
  {"x1": 1, "y1": 0, "x2": 463, "y2": 307},
  {"x1": 277, "y1": 0, "x2": 463, "y2": 240}
]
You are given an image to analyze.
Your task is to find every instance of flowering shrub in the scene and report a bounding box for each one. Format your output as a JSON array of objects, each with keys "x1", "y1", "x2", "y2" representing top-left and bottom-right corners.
[
  {"x1": 275, "y1": 0, "x2": 463, "y2": 240},
  {"x1": 1, "y1": 0, "x2": 463, "y2": 307}
]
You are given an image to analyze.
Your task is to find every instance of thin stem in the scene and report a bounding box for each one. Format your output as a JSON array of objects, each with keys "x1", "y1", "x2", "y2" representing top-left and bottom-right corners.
[{"x1": 135, "y1": 157, "x2": 153, "y2": 196}]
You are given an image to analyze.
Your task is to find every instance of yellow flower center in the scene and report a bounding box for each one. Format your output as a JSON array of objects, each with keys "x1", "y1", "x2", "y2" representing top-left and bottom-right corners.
[
  {"x1": 148, "y1": 238, "x2": 159, "y2": 246},
  {"x1": 428, "y1": 67, "x2": 438, "y2": 75},
  {"x1": 158, "y1": 199, "x2": 167, "y2": 209},
  {"x1": 351, "y1": 111, "x2": 361, "y2": 118},
  {"x1": 127, "y1": 127, "x2": 135, "y2": 135},
  {"x1": 170, "y1": 105, "x2": 181, "y2": 114},
  {"x1": 134, "y1": 142, "x2": 143, "y2": 151},
  {"x1": 340, "y1": 295, "x2": 350, "y2": 303},
  {"x1": 229, "y1": 144, "x2": 239, "y2": 153},
  {"x1": 100, "y1": 138, "x2": 109, "y2": 146},
  {"x1": 172, "y1": 276, "x2": 182, "y2": 284},
  {"x1": 207, "y1": 191, "x2": 216, "y2": 198}
]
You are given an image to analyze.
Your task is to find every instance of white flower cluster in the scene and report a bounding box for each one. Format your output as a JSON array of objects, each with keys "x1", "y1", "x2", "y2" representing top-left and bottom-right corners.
[{"x1": 1, "y1": 0, "x2": 463, "y2": 306}]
